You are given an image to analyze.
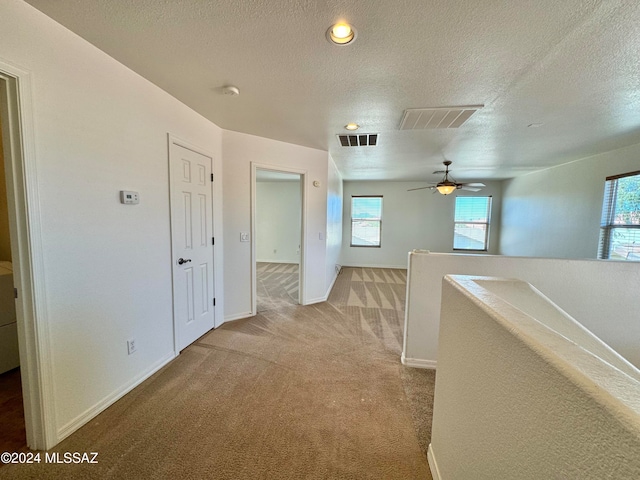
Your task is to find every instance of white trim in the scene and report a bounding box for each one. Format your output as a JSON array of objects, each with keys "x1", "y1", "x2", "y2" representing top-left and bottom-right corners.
[
  {"x1": 57, "y1": 352, "x2": 176, "y2": 441},
  {"x1": 306, "y1": 269, "x2": 340, "y2": 304},
  {"x1": 306, "y1": 296, "x2": 328, "y2": 305},
  {"x1": 0, "y1": 61, "x2": 56, "y2": 449},
  {"x1": 427, "y1": 444, "x2": 442, "y2": 480},
  {"x1": 251, "y1": 163, "x2": 307, "y2": 313},
  {"x1": 224, "y1": 311, "x2": 254, "y2": 323},
  {"x1": 342, "y1": 263, "x2": 407, "y2": 269},
  {"x1": 324, "y1": 269, "x2": 339, "y2": 299},
  {"x1": 400, "y1": 353, "x2": 437, "y2": 369},
  {"x1": 401, "y1": 250, "x2": 413, "y2": 367}
]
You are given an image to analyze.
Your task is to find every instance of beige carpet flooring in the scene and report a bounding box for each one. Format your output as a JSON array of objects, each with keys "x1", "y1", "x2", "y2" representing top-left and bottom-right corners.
[
  {"x1": 256, "y1": 262, "x2": 299, "y2": 312},
  {"x1": 0, "y1": 267, "x2": 435, "y2": 480}
]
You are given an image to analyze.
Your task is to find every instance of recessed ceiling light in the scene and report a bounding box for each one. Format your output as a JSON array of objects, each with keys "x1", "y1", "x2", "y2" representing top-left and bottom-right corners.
[
  {"x1": 345, "y1": 123, "x2": 359, "y2": 131},
  {"x1": 326, "y1": 22, "x2": 357, "y2": 45}
]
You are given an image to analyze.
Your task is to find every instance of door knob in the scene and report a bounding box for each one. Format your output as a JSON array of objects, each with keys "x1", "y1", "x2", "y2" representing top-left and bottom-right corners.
[{"x1": 178, "y1": 258, "x2": 192, "y2": 265}]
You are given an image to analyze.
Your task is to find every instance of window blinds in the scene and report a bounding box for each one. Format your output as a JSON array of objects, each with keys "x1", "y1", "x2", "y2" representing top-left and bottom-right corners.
[
  {"x1": 453, "y1": 196, "x2": 492, "y2": 251},
  {"x1": 351, "y1": 196, "x2": 382, "y2": 247},
  {"x1": 598, "y1": 170, "x2": 640, "y2": 260}
]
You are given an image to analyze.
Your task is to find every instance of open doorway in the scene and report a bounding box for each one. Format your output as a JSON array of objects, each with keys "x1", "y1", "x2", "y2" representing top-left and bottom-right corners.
[
  {"x1": 254, "y1": 168, "x2": 303, "y2": 313},
  {"x1": 0, "y1": 110, "x2": 24, "y2": 452},
  {"x1": 0, "y1": 64, "x2": 52, "y2": 451}
]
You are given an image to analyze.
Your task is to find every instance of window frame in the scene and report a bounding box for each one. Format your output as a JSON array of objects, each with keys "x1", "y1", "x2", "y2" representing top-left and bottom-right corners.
[
  {"x1": 350, "y1": 195, "x2": 383, "y2": 248},
  {"x1": 598, "y1": 170, "x2": 640, "y2": 261},
  {"x1": 452, "y1": 196, "x2": 492, "y2": 252}
]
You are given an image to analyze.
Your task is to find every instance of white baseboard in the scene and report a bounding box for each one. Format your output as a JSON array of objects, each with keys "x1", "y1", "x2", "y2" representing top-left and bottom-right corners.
[
  {"x1": 326, "y1": 270, "x2": 339, "y2": 295},
  {"x1": 314, "y1": 269, "x2": 340, "y2": 303},
  {"x1": 301, "y1": 270, "x2": 340, "y2": 305},
  {"x1": 224, "y1": 311, "x2": 254, "y2": 322},
  {"x1": 343, "y1": 263, "x2": 407, "y2": 269},
  {"x1": 56, "y1": 351, "x2": 176, "y2": 442},
  {"x1": 305, "y1": 296, "x2": 327, "y2": 305},
  {"x1": 427, "y1": 444, "x2": 442, "y2": 480},
  {"x1": 401, "y1": 352, "x2": 437, "y2": 369}
]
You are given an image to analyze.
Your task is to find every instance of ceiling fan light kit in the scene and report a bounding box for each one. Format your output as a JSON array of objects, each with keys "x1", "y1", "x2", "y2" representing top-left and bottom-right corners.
[
  {"x1": 436, "y1": 183, "x2": 457, "y2": 195},
  {"x1": 434, "y1": 160, "x2": 458, "y2": 195},
  {"x1": 407, "y1": 160, "x2": 486, "y2": 195}
]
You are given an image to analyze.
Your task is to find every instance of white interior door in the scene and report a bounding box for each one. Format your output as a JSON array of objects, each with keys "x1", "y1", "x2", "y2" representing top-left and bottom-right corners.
[{"x1": 170, "y1": 142, "x2": 215, "y2": 351}]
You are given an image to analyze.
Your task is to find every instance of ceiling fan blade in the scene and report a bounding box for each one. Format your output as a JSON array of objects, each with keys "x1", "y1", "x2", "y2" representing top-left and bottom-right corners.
[
  {"x1": 460, "y1": 182, "x2": 486, "y2": 187},
  {"x1": 460, "y1": 186, "x2": 483, "y2": 192},
  {"x1": 407, "y1": 186, "x2": 435, "y2": 192}
]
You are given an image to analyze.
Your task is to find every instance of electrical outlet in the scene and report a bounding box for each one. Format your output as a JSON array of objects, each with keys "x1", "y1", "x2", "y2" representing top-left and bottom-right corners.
[{"x1": 127, "y1": 338, "x2": 137, "y2": 355}]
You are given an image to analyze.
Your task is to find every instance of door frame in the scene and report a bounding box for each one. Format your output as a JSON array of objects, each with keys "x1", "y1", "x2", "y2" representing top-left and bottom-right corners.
[
  {"x1": 0, "y1": 62, "x2": 56, "y2": 449},
  {"x1": 167, "y1": 134, "x2": 219, "y2": 354},
  {"x1": 250, "y1": 163, "x2": 307, "y2": 315}
]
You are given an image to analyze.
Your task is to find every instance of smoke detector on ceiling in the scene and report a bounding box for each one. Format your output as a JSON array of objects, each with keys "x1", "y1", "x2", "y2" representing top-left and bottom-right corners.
[{"x1": 222, "y1": 85, "x2": 240, "y2": 96}]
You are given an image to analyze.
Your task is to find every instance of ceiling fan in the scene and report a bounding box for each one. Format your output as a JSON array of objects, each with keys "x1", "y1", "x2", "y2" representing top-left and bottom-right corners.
[{"x1": 408, "y1": 160, "x2": 486, "y2": 195}]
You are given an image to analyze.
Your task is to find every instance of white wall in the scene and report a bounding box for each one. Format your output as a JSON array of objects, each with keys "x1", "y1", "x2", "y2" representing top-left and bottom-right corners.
[
  {"x1": 402, "y1": 251, "x2": 640, "y2": 369},
  {"x1": 0, "y1": 0, "x2": 224, "y2": 444},
  {"x1": 429, "y1": 275, "x2": 640, "y2": 480},
  {"x1": 341, "y1": 181, "x2": 502, "y2": 268},
  {"x1": 256, "y1": 180, "x2": 301, "y2": 264},
  {"x1": 222, "y1": 130, "x2": 329, "y2": 319},
  {"x1": 325, "y1": 155, "x2": 343, "y2": 293},
  {"x1": 500, "y1": 143, "x2": 640, "y2": 258}
]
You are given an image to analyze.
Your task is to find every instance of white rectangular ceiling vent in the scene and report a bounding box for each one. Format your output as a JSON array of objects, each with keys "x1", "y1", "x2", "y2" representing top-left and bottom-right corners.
[
  {"x1": 337, "y1": 133, "x2": 378, "y2": 147},
  {"x1": 399, "y1": 105, "x2": 483, "y2": 130}
]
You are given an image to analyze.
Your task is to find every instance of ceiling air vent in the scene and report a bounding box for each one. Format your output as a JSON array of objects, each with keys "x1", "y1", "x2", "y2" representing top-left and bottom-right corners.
[
  {"x1": 337, "y1": 133, "x2": 378, "y2": 147},
  {"x1": 399, "y1": 105, "x2": 483, "y2": 130}
]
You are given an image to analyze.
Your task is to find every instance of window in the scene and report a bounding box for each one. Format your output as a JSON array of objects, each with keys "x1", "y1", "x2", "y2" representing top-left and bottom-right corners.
[
  {"x1": 598, "y1": 171, "x2": 640, "y2": 261},
  {"x1": 351, "y1": 196, "x2": 382, "y2": 247},
  {"x1": 453, "y1": 196, "x2": 492, "y2": 251}
]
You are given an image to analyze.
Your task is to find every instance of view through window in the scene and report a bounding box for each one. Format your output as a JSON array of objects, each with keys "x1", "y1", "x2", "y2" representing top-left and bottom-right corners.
[
  {"x1": 351, "y1": 196, "x2": 382, "y2": 247},
  {"x1": 453, "y1": 196, "x2": 492, "y2": 251},
  {"x1": 598, "y1": 171, "x2": 640, "y2": 261}
]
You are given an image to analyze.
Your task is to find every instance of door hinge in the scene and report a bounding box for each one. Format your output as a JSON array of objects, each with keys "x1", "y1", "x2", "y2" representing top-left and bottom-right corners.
[
  {"x1": 213, "y1": 298, "x2": 216, "y2": 307},
  {"x1": 211, "y1": 173, "x2": 214, "y2": 182},
  {"x1": 212, "y1": 236, "x2": 215, "y2": 245},
  {"x1": 14, "y1": 288, "x2": 18, "y2": 299}
]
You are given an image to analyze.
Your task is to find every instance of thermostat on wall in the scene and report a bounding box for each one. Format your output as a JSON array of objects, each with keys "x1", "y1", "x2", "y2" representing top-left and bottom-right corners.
[{"x1": 120, "y1": 191, "x2": 140, "y2": 205}]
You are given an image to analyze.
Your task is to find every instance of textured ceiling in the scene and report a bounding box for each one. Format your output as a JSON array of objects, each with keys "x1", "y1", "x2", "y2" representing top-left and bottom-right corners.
[{"x1": 24, "y1": 0, "x2": 640, "y2": 181}]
